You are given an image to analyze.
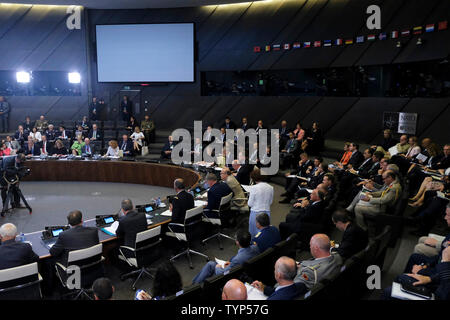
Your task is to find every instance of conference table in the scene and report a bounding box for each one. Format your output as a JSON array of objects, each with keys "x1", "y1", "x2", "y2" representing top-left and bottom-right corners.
[{"x1": 18, "y1": 156, "x2": 206, "y2": 259}]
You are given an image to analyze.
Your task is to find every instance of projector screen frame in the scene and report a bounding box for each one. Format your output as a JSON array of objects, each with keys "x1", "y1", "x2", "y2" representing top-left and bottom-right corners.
[{"x1": 94, "y1": 22, "x2": 196, "y2": 84}]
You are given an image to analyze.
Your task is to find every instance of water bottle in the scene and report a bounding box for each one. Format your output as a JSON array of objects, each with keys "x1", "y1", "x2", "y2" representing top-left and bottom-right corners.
[
  {"x1": 19, "y1": 233, "x2": 25, "y2": 242},
  {"x1": 156, "y1": 197, "x2": 161, "y2": 207}
]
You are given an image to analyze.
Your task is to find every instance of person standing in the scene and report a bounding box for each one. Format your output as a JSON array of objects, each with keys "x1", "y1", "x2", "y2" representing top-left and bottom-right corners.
[
  {"x1": 120, "y1": 95, "x2": 132, "y2": 122},
  {"x1": 0, "y1": 96, "x2": 10, "y2": 133},
  {"x1": 89, "y1": 96, "x2": 100, "y2": 121}
]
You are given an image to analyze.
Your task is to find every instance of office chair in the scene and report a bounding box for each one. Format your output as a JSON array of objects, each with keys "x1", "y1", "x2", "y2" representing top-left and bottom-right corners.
[
  {"x1": 118, "y1": 226, "x2": 162, "y2": 290},
  {"x1": 0, "y1": 262, "x2": 43, "y2": 300},
  {"x1": 202, "y1": 192, "x2": 235, "y2": 249},
  {"x1": 166, "y1": 206, "x2": 209, "y2": 269},
  {"x1": 55, "y1": 243, "x2": 105, "y2": 300}
]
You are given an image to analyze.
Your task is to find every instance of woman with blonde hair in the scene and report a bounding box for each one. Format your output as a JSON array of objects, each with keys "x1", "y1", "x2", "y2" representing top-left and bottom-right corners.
[
  {"x1": 105, "y1": 140, "x2": 120, "y2": 157},
  {"x1": 130, "y1": 126, "x2": 145, "y2": 153}
]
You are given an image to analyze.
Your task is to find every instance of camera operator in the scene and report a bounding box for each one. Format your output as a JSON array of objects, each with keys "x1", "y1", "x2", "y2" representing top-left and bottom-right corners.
[{"x1": 1, "y1": 153, "x2": 27, "y2": 214}]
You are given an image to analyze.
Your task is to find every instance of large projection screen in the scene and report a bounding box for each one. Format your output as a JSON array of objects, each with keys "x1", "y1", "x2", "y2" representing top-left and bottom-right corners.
[{"x1": 96, "y1": 23, "x2": 194, "y2": 82}]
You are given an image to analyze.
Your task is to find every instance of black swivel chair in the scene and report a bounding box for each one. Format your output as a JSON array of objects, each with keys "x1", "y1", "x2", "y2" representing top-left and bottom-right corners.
[
  {"x1": 118, "y1": 226, "x2": 162, "y2": 290},
  {"x1": 165, "y1": 283, "x2": 204, "y2": 301},
  {"x1": 0, "y1": 262, "x2": 43, "y2": 300}
]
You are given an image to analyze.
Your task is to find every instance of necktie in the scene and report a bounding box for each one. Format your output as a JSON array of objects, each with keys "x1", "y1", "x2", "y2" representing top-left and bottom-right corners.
[
  {"x1": 122, "y1": 143, "x2": 126, "y2": 150},
  {"x1": 87, "y1": 146, "x2": 91, "y2": 153},
  {"x1": 44, "y1": 142, "x2": 47, "y2": 154},
  {"x1": 94, "y1": 131, "x2": 96, "y2": 139}
]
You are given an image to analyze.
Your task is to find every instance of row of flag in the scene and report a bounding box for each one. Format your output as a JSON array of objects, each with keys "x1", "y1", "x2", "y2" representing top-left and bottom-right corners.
[{"x1": 254, "y1": 21, "x2": 447, "y2": 52}]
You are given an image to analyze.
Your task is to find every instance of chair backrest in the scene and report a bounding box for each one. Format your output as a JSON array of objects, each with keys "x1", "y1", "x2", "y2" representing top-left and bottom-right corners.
[
  {"x1": 298, "y1": 282, "x2": 326, "y2": 300},
  {"x1": 373, "y1": 225, "x2": 392, "y2": 268},
  {"x1": 218, "y1": 192, "x2": 233, "y2": 214},
  {"x1": 136, "y1": 225, "x2": 161, "y2": 244},
  {"x1": 274, "y1": 233, "x2": 297, "y2": 259},
  {"x1": 0, "y1": 263, "x2": 42, "y2": 300},
  {"x1": 68, "y1": 243, "x2": 103, "y2": 264},
  {"x1": 243, "y1": 247, "x2": 277, "y2": 286},
  {"x1": 135, "y1": 226, "x2": 162, "y2": 266},
  {"x1": 202, "y1": 265, "x2": 245, "y2": 302},
  {"x1": 185, "y1": 206, "x2": 204, "y2": 220},
  {"x1": 166, "y1": 283, "x2": 204, "y2": 301}
]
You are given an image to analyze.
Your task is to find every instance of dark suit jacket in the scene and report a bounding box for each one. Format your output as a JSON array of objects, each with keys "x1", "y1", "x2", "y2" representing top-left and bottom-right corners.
[
  {"x1": 171, "y1": 190, "x2": 195, "y2": 224},
  {"x1": 49, "y1": 225, "x2": 100, "y2": 264},
  {"x1": 23, "y1": 144, "x2": 40, "y2": 156},
  {"x1": 45, "y1": 130, "x2": 57, "y2": 142},
  {"x1": 264, "y1": 282, "x2": 307, "y2": 300},
  {"x1": 293, "y1": 159, "x2": 312, "y2": 177},
  {"x1": 336, "y1": 223, "x2": 368, "y2": 259},
  {"x1": 347, "y1": 151, "x2": 364, "y2": 168},
  {"x1": 161, "y1": 141, "x2": 175, "y2": 158},
  {"x1": 22, "y1": 121, "x2": 34, "y2": 132},
  {"x1": 88, "y1": 130, "x2": 102, "y2": 141},
  {"x1": 116, "y1": 210, "x2": 148, "y2": 249},
  {"x1": 252, "y1": 225, "x2": 281, "y2": 253},
  {"x1": 235, "y1": 164, "x2": 253, "y2": 185},
  {"x1": 206, "y1": 182, "x2": 232, "y2": 211},
  {"x1": 81, "y1": 144, "x2": 96, "y2": 155},
  {"x1": 14, "y1": 131, "x2": 27, "y2": 144},
  {"x1": 0, "y1": 239, "x2": 39, "y2": 270},
  {"x1": 287, "y1": 201, "x2": 325, "y2": 227},
  {"x1": 119, "y1": 139, "x2": 134, "y2": 156},
  {"x1": 221, "y1": 121, "x2": 236, "y2": 130},
  {"x1": 38, "y1": 141, "x2": 53, "y2": 155}
]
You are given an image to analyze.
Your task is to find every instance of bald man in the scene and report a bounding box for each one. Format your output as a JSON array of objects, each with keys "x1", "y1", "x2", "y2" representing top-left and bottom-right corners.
[
  {"x1": 252, "y1": 256, "x2": 307, "y2": 300},
  {"x1": 222, "y1": 279, "x2": 247, "y2": 300},
  {"x1": 294, "y1": 234, "x2": 342, "y2": 289}
]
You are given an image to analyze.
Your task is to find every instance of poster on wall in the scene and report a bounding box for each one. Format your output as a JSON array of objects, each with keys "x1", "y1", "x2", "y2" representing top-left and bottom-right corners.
[{"x1": 398, "y1": 112, "x2": 418, "y2": 134}]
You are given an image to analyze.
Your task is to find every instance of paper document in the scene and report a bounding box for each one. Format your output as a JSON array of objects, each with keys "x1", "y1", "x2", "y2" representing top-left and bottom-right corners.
[
  {"x1": 160, "y1": 210, "x2": 172, "y2": 216},
  {"x1": 195, "y1": 200, "x2": 207, "y2": 207},
  {"x1": 146, "y1": 219, "x2": 153, "y2": 225},
  {"x1": 306, "y1": 189, "x2": 313, "y2": 194},
  {"x1": 215, "y1": 258, "x2": 227, "y2": 268},
  {"x1": 244, "y1": 283, "x2": 268, "y2": 300},
  {"x1": 158, "y1": 203, "x2": 167, "y2": 208},
  {"x1": 416, "y1": 153, "x2": 428, "y2": 163},
  {"x1": 214, "y1": 167, "x2": 222, "y2": 171},
  {"x1": 286, "y1": 175, "x2": 298, "y2": 179},
  {"x1": 391, "y1": 282, "x2": 432, "y2": 300},
  {"x1": 388, "y1": 146, "x2": 399, "y2": 156},
  {"x1": 241, "y1": 185, "x2": 253, "y2": 192},
  {"x1": 102, "y1": 221, "x2": 119, "y2": 236}
]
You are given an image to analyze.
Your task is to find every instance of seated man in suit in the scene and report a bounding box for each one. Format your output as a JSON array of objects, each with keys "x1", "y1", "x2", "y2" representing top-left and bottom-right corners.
[
  {"x1": 192, "y1": 229, "x2": 258, "y2": 284},
  {"x1": 294, "y1": 234, "x2": 342, "y2": 289},
  {"x1": 346, "y1": 143, "x2": 365, "y2": 169},
  {"x1": 169, "y1": 178, "x2": 194, "y2": 224},
  {"x1": 116, "y1": 199, "x2": 148, "y2": 258},
  {"x1": 252, "y1": 212, "x2": 281, "y2": 253},
  {"x1": 232, "y1": 159, "x2": 253, "y2": 186},
  {"x1": 280, "y1": 153, "x2": 313, "y2": 202},
  {"x1": 88, "y1": 123, "x2": 102, "y2": 142},
  {"x1": 222, "y1": 279, "x2": 247, "y2": 300},
  {"x1": 119, "y1": 134, "x2": 134, "y2": 157},
  {"x1": 280, "y1": 132, "x2": 299, "y2": 170},
  {"x1": 279, "y1": 189, "x2": 325, "y2": 240},
  {"x1": 220, "y1": 167, "x2": 246, "y2": 208},
  {"x1": 331, "y1": 209, "x2": 368, "y2": 260},
  {"x1": 49, "y1": 210, "x2": 99, "y2": 264},
  {"x1": 204, "y1": 173, "x2": 233, "y2": 212},
  {"x1": 14, "y1": 125, "x2": 27, "y2": 147},
  {"x1": 45, "y1": 124, "x2": 57, "y2": 142},
  {"x1": 23, "y1": 136, "x2": 40, "y2": 156},
  {"x1": 0, "y1": 223, "x2": 39, "y2": 270},
  {"x1": 222, "y1": 116, "x2": 236, "y2": 130},
  {"x1": 251, "y1": 256, "x2": 307, "y2": 300},
  {"x1": 81, "y1": 138, "x2": 95, "y2": 156},
  {"x1": 161, "y1": 135, "x2": 175, "y2": 160},
  {"x1": 38, "y1": 134, "x2": 52, "y2": 156}
]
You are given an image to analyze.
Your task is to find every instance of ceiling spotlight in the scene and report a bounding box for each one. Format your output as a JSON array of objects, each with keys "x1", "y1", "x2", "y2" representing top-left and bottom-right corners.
[
  {"x1": 396, "y1": 41, "x2": 401, "y2": 48},
  {"x1": 68, "y1": 72, "x2": 81, "y2": 84},
  {"x1": 416, "y1": 37, "x2": 423, "y2": 45},
  {"x1": 16, "y1": 71, "x2": 31, "y2": 83}
]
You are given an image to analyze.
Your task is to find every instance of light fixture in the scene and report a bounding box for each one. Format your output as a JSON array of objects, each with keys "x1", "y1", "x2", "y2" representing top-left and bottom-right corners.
[
  {"x1": 16, "y1": 71, "x2": 30, "y2": 83},
  {"x1": 68, "y1": 72, "x2": 81, "y2": 84}
]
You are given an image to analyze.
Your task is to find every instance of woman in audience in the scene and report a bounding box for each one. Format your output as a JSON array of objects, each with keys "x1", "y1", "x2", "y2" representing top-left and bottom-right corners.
[
  {"x1": 404, "y1": 136, "x2": 421, "y2": 159},
  {"x1": 105, "y1": 140, "x2": 120, "y2": 157},
  {"x1": 306, "y1": 122, "x2": 324, "y2": 155},
  {"x1": 29, "y1": 127, "x2": 42, "y2": 143},
  {"x1": 292, "y1": 122, "x2": 305, "y2": 142},
  {"x1": 52, "y1": 139, "x2": 67, "y2": 156},
  {"x1": 409, "y1": 176, "x2": 447, "y2": 207},
  {"x1": 127, "y1": 116, "x2": 138, "y2": 132},
  {"x1": 130, "y1": 126, "x2": 144, "y2": 153},
  {"x1": 0, "y1": 142, "x2": 11, "y2": 156},
  {"x1": 333, "y1": 142, "x2": 352, "y2": 168},
  {"x1": 71, "y1": 134, "x2": 85, "y2": 155}
]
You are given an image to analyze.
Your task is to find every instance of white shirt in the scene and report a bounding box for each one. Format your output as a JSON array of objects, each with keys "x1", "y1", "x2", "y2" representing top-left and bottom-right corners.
[
  {"x1": 106, "y1": 146, "x2": 120, "y2": 157},
  {"x1": 130, "y1": 132, "x2": 145, "y2": 145},
  {"x1": 30, "y1": 131, "x2": 42, "y2": 142},
  {"x1": 247, "y1": 182, "x2": 273, "y2": 212}
]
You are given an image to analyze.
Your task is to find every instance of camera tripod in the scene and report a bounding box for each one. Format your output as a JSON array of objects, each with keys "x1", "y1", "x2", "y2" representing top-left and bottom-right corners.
[{"x1": 1, "y1": 174, "x2": 32, "y2": 217}]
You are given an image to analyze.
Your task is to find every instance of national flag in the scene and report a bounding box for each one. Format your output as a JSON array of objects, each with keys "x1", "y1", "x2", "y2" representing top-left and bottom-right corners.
[
  {"x1": 273, "y1": 44, "x2": 281, "y2": 51},
  {"x1": 425, "y1": 24, "x2": 435, "y2": 32},
  {"x1": 413, "y1": 26, "x2": 423, "y2": 35},
  {"x1": 438, "y1": 21, "x2": 448, "y2": 30},
  {"x1": 335, "y1": 38, "x2": 343, "y2": 46},
  {"x1": 293, "y1": 42, "x2": 301, "y2": 49},
  {"x1": 323, "y1": 40, "x2": 332, "y2": 47},
  {"x1": 356, "y1": 36, "x2": 364, "y2": 43},
  {"x1": 401, "y1": 29, "x2": 410, "y2": 37},
  {"x1": 314, "y1": 40, "x2": 321, "y2": 47},
  {"x1": 379, "y1": 32, "x2": 387, "y2": 40},
  {"x1": 253, "y1": 46, "x2": 261, "y2": 52},
  {"x1": 265, "y1": 45, "x2": 271, "y2": 52},
  {"x1": 345, "y1": 39, "x2": 353, "y2": 45},
  {"x1": 391, "y1": 31, "x2": 399, "y2": 39},
  {"x1": 283, "y1": 43, "x2": 290, "y2": 50},
  {"x1": 367, "y1": 34, "x2": 376, "y2": 41},
  {"x1": 303, "y1": 41, "x2": 311, "y2": 48}
]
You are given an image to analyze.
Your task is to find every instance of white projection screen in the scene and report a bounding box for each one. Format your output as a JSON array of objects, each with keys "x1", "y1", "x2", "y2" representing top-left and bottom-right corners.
[{"x1": 96, "y1": 23, "x2": 194, "y2": 82}]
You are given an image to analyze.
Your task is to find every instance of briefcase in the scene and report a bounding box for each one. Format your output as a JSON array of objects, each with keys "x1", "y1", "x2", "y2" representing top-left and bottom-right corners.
[{"x1": 141, "y1": 146, "x2": 149, "y2": 156}]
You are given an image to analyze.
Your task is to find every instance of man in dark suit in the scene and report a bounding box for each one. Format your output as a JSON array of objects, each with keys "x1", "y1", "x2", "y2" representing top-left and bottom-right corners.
[
  {"x1": 120, "y1": 95, "x2": 132, "y2": 122},
  {"x1": 251, "y1": 256, "x2": 307, "y2": 300},
  {"x1": 252, "y1": 213, "x2": 281, "y2": 253},
  {"x1": 331, "y1": 210, "x2": 368, "y2": 260},
  {"x1": 88, "y1": 123, "x2": 102, "y2": 142},
  {"x1": 280, "y1": 132, "x2": 300, "y2": 170},
  {"x1": 49, "y1": 210, "x2": 99, "y2": 264},
  {"x1": 23, "y1": 137, "x2": 40, "y2": 156},
  {"x1": 204, "y1": 173, "x2": 232, "y2": 212},
  {"x1": 0, "y1": 223, "x2": 39, "y2": 270},
  {"x1": 232, "y1": 160, "x2": 253, "y2": 186},
  {"x1": 347, "y1": 143, "x2": 365, "y2": 169},
  {"x1": 222, "y1": 117, "x2": 236, "y2": 130},
  {"x1": 279, "y1": 120, "x2": 290, "y2": 147},
  {"x1": 81, "y1": 138, "x2": 96, "y2": 156},
  {"x1": 14, "y1": 125, "x2": 27, "y2": 147},
  {"x1": 279, "y1": 189, "x2": 325, "y2": 240},
  {"x1": 116, "y1": 199, "x2": 147, "y2": 257},
  {"x1": 38, "y1": 134, "x2": 53, "y2": 156},
  {"x1": 22, "y1": 116, "x2": 34, "y2": 133},
  {"x1": 240, "y1": 117, "x2": 251, "y2": 131},
  {"x1": 169, "y1": 178, "x2": 194, "y2": 224},
  {"x1": 89, "y1": 96, "x2": 100, "y2": 121},
  {"x1": 119, "y1": 134, "x2": 134, "y2": 156},
  {"x1": 161, "y1": 135, "x2": 175, "y2": 160}
]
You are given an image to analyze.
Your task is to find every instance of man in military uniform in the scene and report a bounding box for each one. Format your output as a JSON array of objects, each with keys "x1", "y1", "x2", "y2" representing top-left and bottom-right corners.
[
  {"x1": 169, "y1": 178, "x2": 194, "y2": 224},
  {"x1": 34, "y1": 115, "x2": 48, "y2": 132},
  {"x1": 0, "y1": 96, "x2": 10, "y2": 133},
  {"x1": 140, "y1": 114, "x2": 155, "y2": 145},
  {"x1": 252, "y1": 212, "x2": 281, "y2": 253},
  {"x1": 354, "y1": 170, "x2": 402, "y2": 229},
  {"x1": 294, "y1": 234, "x2": 342, "y2": 289}
]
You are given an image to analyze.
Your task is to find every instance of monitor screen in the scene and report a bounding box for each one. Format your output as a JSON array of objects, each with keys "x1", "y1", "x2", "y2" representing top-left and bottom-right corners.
[
  {"x1": 145, "y1": 206, "x2": 154, "y2": 213},
  {"x1": 96, "y1": 23, "x2": 194, "y2": 82},
  {"x1": 52, "y1": 228, "x2": 64, "y2": 237},
  {"x1": 195, "y1": 187, "x2": 201, "y2": 193},
  {"x1": 104, "y1": 216, "x2": 114, "y2": 224}
]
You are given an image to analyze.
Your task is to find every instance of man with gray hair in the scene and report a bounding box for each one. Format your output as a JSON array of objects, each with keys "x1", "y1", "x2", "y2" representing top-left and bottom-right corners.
[
  {"x1": 116, "y1": 199, "x2": 147, "y2": 258},
  {"x1": 220, "y1": 167, "x2": 246, "y2": 208},
  {"x1": 251, "y1": 256, "x2": 307, "y2": 300},
  {"x1": 0, "y1": 223, "x2": 39, "y2": 269},
  {"x1": 204, "y1": 172, "x2": 232, "y2": 212},
  {"x1": 294, "y1": 234, "x2": 342, "y2": 289}
]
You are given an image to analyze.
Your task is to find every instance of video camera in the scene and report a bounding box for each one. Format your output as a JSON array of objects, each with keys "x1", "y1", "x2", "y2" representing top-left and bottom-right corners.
[{"x1": 4, "y1": 166, "x2": 31, "y2": 184}]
